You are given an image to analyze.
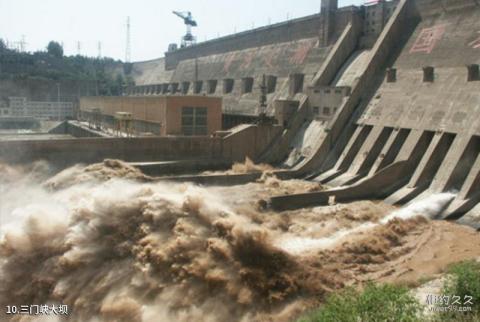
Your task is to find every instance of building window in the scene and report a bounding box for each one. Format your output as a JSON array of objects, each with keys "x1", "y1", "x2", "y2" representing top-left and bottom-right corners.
[
  {"x1": 170, "y1": 83, "x2": 179, "y2": 93},
  {"x1": 325, "y1": 89, "x2": 331, "y2": 94},
  {"x1": 323, "y1": 107, "x2": 331, "y2": 115},
  {"x1": 335, "y1": 89, "x2": 342, "y2": 94},
  {"x1": 313, "y1": 106, "x2": 319, "y2": 114},
  {"x1": 387, "y1": 68, "x2": 397, "y2": 82},
  {"x1": 242, "y1": 77, "x2": 254, "y2": 94},
  {"x1": 467, "y1": 64, "x2": 479, "y2": 81},
  {"x1": 194, "y1": 81, "x2": 203, "y2": 94},
  {"x1": 289, "y1": 73, "x2": 304, "y2": 95},
  {"x1": 181, "y1": 107, "x2": 208, "y2": 136},
  {"x1": 162, "y1": 83, "x2": 169, "y2": 94},
  {"x1": 223, "y1": 79, "x2": 234, "y2": 94},
  {"x1": 207, "y1": 80, "x2": 217, "y2": 94},
  {"x1": 423, "y1": 66, "x2": 434, "y2": 82},
  {"x1": 181, "y1": 82, "x2": 190, "y2": 94},
  {"x1": 266, "y1": 75, "x2": 277, "y2": 93}
]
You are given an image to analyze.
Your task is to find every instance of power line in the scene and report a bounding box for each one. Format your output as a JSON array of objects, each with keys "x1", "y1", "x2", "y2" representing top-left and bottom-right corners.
[{"x1": 6, "y1": 36, "x2": 27, "y2": 52}]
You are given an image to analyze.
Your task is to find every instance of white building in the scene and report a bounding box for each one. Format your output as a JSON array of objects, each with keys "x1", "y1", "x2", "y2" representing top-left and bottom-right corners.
[{"x1": 7, "y1": 97, "x2": 75, "y2": 119}]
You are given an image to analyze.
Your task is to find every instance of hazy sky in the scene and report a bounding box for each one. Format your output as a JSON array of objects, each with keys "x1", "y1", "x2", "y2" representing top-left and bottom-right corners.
[{"x1": 0, "y1": 0, "x2": 364, "y2": 62}]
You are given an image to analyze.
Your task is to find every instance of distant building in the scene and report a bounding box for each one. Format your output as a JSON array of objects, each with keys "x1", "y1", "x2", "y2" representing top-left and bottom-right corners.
[
  {"x1": 79, "y1": 96, "x2": 222, "y2": 136},
  {"x1": 0, "y1": 108, "x2": 10, "y2": 116},
  {"x1": 7, "y1": 97, "x2": 75, "y2": 119},
  {"x1": 7, "y1": 97, "x2": 27, "y2": 116}
]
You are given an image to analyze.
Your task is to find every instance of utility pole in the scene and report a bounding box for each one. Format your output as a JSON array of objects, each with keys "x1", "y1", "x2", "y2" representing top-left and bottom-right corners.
[
  {"x1": 260, "y1": 74, "x2": 267, "y2": 114},
  {"x1": 125, "y1": 16, "x2": 131, "y2": 62},
  {"x1": 97, "y1": 41, "x2": 102, "y2": 58},
  {"x1": 194, "y1": 57, "x2": 198, "y2": 83},
  {"x1": 95, "y1": 68, "x2": 99, "y2": 96},
  {"x1": 257, "y1": 74, "x2": 271, "y2": 125},
  {"x1": 56, "y1": 83, "x2": 61, "y2": 121},
  {"x1": 77, "y1": 41, "x2": 81, "y2": 56},
  {"x1": 19, "y1": 35, "x2": 26, "y2": 52}
]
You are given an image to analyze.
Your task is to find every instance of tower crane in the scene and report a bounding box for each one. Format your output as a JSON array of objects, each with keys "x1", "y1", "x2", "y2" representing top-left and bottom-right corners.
[{"x1": 172, "y1": 11, "x2": 197, "y2": 48}]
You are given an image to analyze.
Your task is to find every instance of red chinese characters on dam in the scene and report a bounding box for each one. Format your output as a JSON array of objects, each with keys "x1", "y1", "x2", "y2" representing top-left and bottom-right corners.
[
  {"x1": 240, "y1": 50, "x2": 256, "y2": 69},
  {"x1": 468, "y1": 31, "x2": 480, "y2": 49},
  {"x1": 290, "y1": 42, "x2": 313, "y2": 65},
  {"x1": 222, "y1": 41, "x2": 313, "y2": 73},
  {"x1": 409, "y1": 24, "x2": 446, "y2": 54},
  {"x1": 263, "y1": 47, "x2": 282, "y2": 69}
]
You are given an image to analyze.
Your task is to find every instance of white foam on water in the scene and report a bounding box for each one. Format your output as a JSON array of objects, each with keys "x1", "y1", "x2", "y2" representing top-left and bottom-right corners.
[
  {"x1": 381, "y1": 192, "x2": 456, "y2": 223},
  {"x1": 277, "y1": 192, "x2": 457, "y2": 255},
  {"x1": 276, "y1": 222, "x2": 376, "y2": 254}
]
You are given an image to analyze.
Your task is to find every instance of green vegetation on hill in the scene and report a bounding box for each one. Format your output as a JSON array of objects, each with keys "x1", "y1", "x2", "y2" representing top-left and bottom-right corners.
[
  {"x1": 298, "y1": 283, "x2": 423, "y2": 322},
  {"x1": 298, "y1": 260, "x2": 480, "y2": 322},
  {"x1": 433, "y1": 260, "x2": 480, "y2": 322},
  {"x1": 0, "y1": 39, "x2": 134, "y2": 96}
]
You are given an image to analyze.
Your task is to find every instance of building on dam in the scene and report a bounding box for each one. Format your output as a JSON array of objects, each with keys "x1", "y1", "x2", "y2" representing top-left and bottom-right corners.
[{"x1": 79, "y1": 96, "x2": 222, "y2": 136}]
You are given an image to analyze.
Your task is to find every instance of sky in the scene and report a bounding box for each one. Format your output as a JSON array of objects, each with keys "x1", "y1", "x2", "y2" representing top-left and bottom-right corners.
[{"x1": 0, "y1": 0, "x2": 364, "y2": 62}]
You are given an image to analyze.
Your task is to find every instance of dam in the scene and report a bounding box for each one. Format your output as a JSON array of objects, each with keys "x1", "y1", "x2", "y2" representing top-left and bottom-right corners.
[
  {"x1": 1, "y1": 0, "x2": 480, "y2": 321},
  {"x1": 2, "y1": 0, "x2": 479, "y2": 225}
]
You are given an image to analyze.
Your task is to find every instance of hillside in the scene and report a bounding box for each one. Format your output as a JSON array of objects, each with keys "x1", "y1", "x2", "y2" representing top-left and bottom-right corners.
[{"x1": 0, "y1": 40, "x2": 133, "y2": 96}]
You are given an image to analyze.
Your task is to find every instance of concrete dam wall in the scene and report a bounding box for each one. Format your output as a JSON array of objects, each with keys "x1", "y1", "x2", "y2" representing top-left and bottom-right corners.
[
  {"x1": 130, "y1": 38, "x2": 331, "y2": 116},
  {"x1": 125, "y1": 0, "x2": 479, "y2": 226},
  {"x1": 126, "y1": 4, "x2": 366, "y2": 117},
  {"x1": 267, "y1": 0, "x2": 480, "y2": 228}
]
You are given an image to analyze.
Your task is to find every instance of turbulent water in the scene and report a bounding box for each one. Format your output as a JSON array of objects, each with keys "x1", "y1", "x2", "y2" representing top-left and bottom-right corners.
[
  {"x1": 0, "y1": 161, "x2": 334, "y2": 322},
  {"x1": 276, "y1": 192, "x2": 457, "y2": 255},
  {"x1": 0, "y1": 160, "x2": 461, "y2": 322}
]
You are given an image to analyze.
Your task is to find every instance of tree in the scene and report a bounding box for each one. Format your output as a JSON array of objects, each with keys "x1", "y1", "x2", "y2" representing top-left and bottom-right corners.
[
  {"x1": 0, "y1": 39, "x2": 6, "y2": 52},
  {"x1": 126, "y1": 75, "x2": 135, "y2": 87},
  {"x1": 0, "y1": 39, "x2": 4, "y2": 74},
  {"x1": 107, "y1": 74, "x2": 125, "y2": 96},
  {"x1": 123, "y1": 62, "x2": 133, "y2": 75},
  {"x1": 47, "y1": 41, "x2": 63, "y2": 58}
]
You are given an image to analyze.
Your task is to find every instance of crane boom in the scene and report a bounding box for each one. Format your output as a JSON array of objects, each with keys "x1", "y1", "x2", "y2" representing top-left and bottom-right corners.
[
  {"x1": 172, "y1": 10, "x2": 198, "y2": 47},
  {"x1": 172, "y1": 11, "x2": 197, "y2": 26},
  {"x1": 172, "y1": 11, "x2": 186, "y2": 20}
]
